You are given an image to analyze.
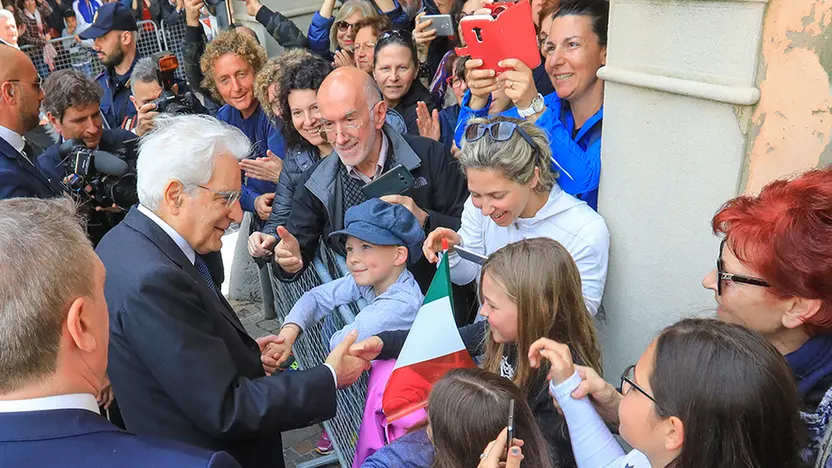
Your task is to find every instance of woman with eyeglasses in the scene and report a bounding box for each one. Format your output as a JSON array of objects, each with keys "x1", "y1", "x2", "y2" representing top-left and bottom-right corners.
[
  {"x1": 422, "y1": 115, "x2": 609, "y2": 316},
  {"x1": 352, "y1": 14, "x2": 392, "y2": 74},
  {"x1": 373, "y1": 29, "x2": 439, "y2": 135},
  {"x1": 531, "y1": 318, "x2": 806, "y2": 468},
  {"x1": 456, "y1": 0, "x2": 607, "y2": 210},
  {"x1": 550, "y1": 168, "x2": 832, "y2": 465}
]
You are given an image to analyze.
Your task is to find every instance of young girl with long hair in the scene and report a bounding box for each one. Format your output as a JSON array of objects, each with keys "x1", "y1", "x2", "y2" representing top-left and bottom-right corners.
[{"x1": 355, "y1": 237, "x2": 602, "y2": 466}]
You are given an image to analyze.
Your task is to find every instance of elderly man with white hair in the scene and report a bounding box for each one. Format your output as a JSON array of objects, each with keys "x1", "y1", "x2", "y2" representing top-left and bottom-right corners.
[
  {"x1": 0, "y1": 9, "x2": 19, "y2": 48},
  {"x1": 96, "y1": 114, "x2": 371, "y2": 468}
]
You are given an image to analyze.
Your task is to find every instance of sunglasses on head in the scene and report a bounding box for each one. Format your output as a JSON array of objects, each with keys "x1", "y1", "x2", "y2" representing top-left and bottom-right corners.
[
  {"x1": 464, "y1": 121, "x2": 542, "y2": 163},
  {"x1": 377, "y1": 29, "x2": 415, "y2": 45}
]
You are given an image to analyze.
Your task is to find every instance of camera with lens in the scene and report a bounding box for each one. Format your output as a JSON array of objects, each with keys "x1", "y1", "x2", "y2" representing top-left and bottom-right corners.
[
  {"x1": 58, "y1": 138, "x2": 139, "y2": 211},
  {"x1": 150, "y1": 52, "x2": 200, "y2": 115}
]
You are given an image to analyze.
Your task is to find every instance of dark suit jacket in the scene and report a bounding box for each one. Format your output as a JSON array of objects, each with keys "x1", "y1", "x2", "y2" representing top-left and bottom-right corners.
[
  {"x1": 0, "y1": 408, "x2": 240, "y2": 467},
  {"x1": 96, "y1": 207, "x2": 338, "y2": 468},
  {"x1": 0, "y1": 135, "x2": 60, "y2": 200}
]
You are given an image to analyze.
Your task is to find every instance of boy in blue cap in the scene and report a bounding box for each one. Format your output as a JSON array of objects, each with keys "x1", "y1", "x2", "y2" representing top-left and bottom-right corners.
[{"x1": 266, "y1": 198, "x2": 426, "y2": 363}]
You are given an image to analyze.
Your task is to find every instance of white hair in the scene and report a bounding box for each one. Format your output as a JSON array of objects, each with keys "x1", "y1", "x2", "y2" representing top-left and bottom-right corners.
[
  {"x1": 137, "y1": 114, "x2": 252, "y2": 211},
  {"x1": 0, "y1": 9, "x2": 15, "y2": 23}
]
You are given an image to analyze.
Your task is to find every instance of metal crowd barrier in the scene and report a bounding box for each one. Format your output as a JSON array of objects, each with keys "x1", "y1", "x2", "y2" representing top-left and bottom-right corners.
[
  {"x1": 19, "y1": 20, "x2": 163, "y2": 80},
  {"x1": 159, "y1": 19, "x2": 187, "y2": 80},
  {"x1": 268, "y1": 244, "x2": 370, "y2": 468}
]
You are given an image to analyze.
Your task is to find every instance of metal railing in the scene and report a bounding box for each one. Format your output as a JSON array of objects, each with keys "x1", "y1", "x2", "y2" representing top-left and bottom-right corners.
[
  {"x1": 19, "y1": 20, "x2": 163, "y2": 80},
  {"x1": 159, "y1": 18, "x2": 187, "y2": 80},
  {"x1": 268, "y1": 245, "x2": 369, "y2": 468}
]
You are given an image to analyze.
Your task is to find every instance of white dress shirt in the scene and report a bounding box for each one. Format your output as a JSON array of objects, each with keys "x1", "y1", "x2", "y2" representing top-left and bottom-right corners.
[
  {"x1": 136, "y1": 204, "x2": 339, "y2": 386},
  {"x1": 0, "y1": 393, "x2": 100, "y2": 414},
  {"x1": 0, "y1": 123, "x2": 26, "y2": 156},
  {"x1": 345, "y1": 133, "x2": 389, "y2": 183}
]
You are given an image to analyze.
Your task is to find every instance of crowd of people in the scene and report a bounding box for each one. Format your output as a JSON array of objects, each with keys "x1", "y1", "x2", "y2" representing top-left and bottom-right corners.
[{"x1": 0, "y1": 0, "x2": 831, "y2": 466}]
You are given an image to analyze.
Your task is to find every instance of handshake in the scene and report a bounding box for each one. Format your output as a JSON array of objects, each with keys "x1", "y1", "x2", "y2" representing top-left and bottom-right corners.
[{"x1": 256, "y1": 328, "x2": 385, "y2": 389}]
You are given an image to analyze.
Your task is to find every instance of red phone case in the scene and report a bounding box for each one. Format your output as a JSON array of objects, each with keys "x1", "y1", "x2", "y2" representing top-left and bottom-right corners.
[{"x1": 455, "y1": 0, "x2": 541, "y2": 74}]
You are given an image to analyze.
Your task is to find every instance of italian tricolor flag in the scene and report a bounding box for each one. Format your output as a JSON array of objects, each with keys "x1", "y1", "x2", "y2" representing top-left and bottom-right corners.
[{"x1": 382, "y1": 253, "x2": 477, "y2": 423}]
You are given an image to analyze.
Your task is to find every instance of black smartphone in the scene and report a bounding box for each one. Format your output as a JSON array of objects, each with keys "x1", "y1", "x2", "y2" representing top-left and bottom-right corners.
[
  {"x1": 505, "y1": 399, "x2": 515, "y2": 458},
  {"x1": 454, "y1": 245, "x2": 488, "y2": 265},
  {"x1": 360, "y1": 164, "x2": 415, "y2": 199}
]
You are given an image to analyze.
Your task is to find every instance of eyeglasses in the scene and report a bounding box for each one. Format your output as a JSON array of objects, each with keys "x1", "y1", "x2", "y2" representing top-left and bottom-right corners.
[
  {"x1": 320, "y1": 120, "x2": 364, "y2": 139},
  {"x1": 196, "y1": 185, "x2": 242, "y2": 208},
  {"x1": 620, "y1": 365, "x2": 655, "y2": 403},
  {"x1": 464, "y1": 121, "x2": 541, "y2": 163},
  {"x1": 336, "y1": 21, "x2": 358, "y2": 32},
  {"x1": 444, "y1": 75, "x2": 465, "y2": 88},
  {"x1": 716, "y1": 239, "x2": 771, "y2": 296},
  {"x1": 7, "y1": 76, "x2": 43, "y2": 90},
  {"x1": 355, "y1": 41, "x2": 377, "y2": 52}
]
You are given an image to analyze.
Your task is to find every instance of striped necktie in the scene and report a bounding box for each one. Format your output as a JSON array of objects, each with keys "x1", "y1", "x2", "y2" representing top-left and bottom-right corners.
[{"x1": 194, "y1": 255, "x2": 219, "y2": 297}]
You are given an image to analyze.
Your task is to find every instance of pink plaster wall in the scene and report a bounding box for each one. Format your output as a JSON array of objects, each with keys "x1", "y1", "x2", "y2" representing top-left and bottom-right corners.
[{"x1": 744, "y1": 0, "x2": 832, "y2": 193}]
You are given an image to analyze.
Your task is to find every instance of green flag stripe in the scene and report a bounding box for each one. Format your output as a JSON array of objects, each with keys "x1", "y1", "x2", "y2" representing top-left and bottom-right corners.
[{"x1": 423, "y1": 253, "x2": 452, "y2": 306}]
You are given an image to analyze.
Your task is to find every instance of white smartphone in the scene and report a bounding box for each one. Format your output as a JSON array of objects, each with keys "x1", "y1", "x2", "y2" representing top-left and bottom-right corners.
[
  {"x1": 454, "y1": 245, "x2": 488, "y2": 265},
  {"x1": 419, "y1": 14, "x2": 455, "y2": 37}
]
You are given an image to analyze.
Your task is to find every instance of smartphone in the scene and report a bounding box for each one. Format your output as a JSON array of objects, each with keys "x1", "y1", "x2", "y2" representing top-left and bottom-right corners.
[
  {"x1": 454, "y1": 245, "x2": 488, "y2": 265},
  {"x1": 419, "y1": 14, "x2": 455, "y2": 36},
  {"x1": 361, "y1": 164, "x2": 415, "y2": 199},
  {"x1": 504, "y1": 399, "x2": 515, "y2": 458}
]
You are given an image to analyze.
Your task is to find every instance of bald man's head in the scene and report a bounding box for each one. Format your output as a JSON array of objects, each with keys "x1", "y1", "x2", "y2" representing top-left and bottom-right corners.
[
  {"x1": 316, "y1": 66, "x2": 387, "y2": 170},
  {"x1": 235, "y1": 26, "x2": 259, "y2": 45},
  {"x1": 0, "y1": 47, "x2": 43, "y2": 134}
]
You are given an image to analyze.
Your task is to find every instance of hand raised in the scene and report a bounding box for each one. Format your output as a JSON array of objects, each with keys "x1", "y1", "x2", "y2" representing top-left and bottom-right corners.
[
  {"x1": 275, "y1": 226, "x2": 303, "y2": 273},
  {"x1": 422, "y1": 227, "x2": 460, "y2": 263}
]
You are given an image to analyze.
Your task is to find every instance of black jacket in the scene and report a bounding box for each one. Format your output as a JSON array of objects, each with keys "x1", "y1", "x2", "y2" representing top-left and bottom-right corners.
[
  {"x1": 97, "y1": 208, "x2": 337, "y2": 468},
  {"x1": 392, "y1": 80, "x2": 438, "y2": 136},
  {"x1": 377, "y1": 321, "x2": 578, "y2": 468},
  {"x1": 254, "y1": 6, "x2": 309, "y2": 50},
  {"x1": 261, "y1": 146, "x2": 321, "y2": 237}
]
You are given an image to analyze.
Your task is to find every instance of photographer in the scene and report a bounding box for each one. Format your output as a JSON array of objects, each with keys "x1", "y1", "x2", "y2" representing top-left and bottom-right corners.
[
  {"x1": 37, "y1": 69, "x2": 137, "y2": 245},
  {"x1": 124, "y1": 55, "x2": 208, "y2": 136}
]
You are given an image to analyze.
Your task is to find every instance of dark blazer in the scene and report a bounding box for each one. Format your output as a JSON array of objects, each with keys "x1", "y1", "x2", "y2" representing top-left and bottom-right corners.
[
  {"x1": 0, "y1": 135, "x2": 60, "y2": 200},
  {"x1": 96, "y1": 207, "x2": 338, "y2": 468},
  {"x1": 0, "y1": 408, "x2": 240, "y2": 467}
]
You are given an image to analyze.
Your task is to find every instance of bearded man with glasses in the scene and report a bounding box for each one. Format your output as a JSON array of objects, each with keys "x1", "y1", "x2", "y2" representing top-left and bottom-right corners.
[
  {"x1": 272, "y1": 66, "x2": 476, "y2": 325},
  {"x1": 0, "y1": 46, "x2": 60, "y2": 200}
]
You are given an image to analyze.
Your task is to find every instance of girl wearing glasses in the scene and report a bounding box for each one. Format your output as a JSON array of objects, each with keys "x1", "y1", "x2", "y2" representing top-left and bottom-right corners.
[
  {"x1": 364, "y1": 368, "x2": 552, "y2": 468},
  {"x1": 531, "y1": 318, "x2": 805, "y2": 468},
  {"x1": 356, "y1": 237, "x2": 603, "y2": 467},
  {"x1": 373, "y1": 29, "x2": 439, "y2": 135},
  {"x1": 422, "y1": 116, "x2": 608, "y2": 316}
]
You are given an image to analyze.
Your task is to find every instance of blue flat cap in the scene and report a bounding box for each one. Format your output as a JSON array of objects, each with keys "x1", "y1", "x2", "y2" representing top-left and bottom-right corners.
[
  {"x1": 329, "y1": 199, "x2": 426, "y2": 265},
  {"x1": 79, "y1": 2, "x2": 137, "y2": 40}
]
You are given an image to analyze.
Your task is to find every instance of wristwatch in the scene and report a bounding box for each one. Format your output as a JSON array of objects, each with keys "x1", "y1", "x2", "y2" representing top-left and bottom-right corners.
[{"x1": 518, "y1": 93, "x2": 545, "y2": 118}]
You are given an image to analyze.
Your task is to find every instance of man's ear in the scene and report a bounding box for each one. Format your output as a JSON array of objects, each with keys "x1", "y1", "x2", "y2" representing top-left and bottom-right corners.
[
  {"x1": 65, "y1": 296, "x2": 98, "y2": 353},
  {"x1": 1, "y1": 82, "x2": 15, "y2": 103},
  {"x1": 163, "y1": 180, "x2": 185, "y2": 214},
  {"x1": 46, "y1": 111, "x2": 62, "y2": 133},
  {"x1": 374, "y1": 100, "x2": 387, "y2": 130}
]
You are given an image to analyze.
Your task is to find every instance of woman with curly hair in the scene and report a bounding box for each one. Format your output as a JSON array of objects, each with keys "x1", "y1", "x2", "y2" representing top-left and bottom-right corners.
[
  {"x1": 248, "y1": 50, "x2": 334, "y2": 258},
  {"x1": 184, "y1": 28, "x2": 285, "y2": 226}
]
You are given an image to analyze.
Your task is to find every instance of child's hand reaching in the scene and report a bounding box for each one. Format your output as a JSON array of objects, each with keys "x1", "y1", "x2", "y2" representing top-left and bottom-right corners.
[
  {"x1": 261, "y1": 325, "x2": 300, "y2": 374},
  {"x1": 528, "y1": 338, "x2": 575, "y2": 385}
]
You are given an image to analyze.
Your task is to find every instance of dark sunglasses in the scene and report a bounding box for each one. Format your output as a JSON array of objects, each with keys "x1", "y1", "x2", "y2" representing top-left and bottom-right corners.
[
  {"x1": 620, "y1": 364, "x2": 655, "y2": 403},
  {"x1": 716, "y1": 239, "x2": 771, "y2": 296},
  {"x1": 336, "y1": 21, "x2": 358, "y2": 32},
  {"x1": 464, "y1": 121, "x2": 542, "y2": 163}
]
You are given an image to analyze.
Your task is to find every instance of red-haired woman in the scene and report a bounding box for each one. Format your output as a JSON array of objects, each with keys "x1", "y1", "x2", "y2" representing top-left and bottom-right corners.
[{"x1": 703, "y1": 167, "x2": 832, "y2": 461}]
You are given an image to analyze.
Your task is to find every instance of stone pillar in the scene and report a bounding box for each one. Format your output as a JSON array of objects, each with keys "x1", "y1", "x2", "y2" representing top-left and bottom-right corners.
[{"x1": 594, "y1": 0, "x2": 831, "y2": 377}]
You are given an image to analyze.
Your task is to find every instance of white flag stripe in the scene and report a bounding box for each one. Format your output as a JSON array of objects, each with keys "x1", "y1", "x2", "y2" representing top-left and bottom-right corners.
[{"x1": 392, "y1": 295, "x2": 467, "y2": 370}]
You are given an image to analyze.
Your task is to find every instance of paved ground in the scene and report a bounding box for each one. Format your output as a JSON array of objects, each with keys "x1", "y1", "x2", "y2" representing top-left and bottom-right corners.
[{"x1": 229, "y1": 298, "x2": 340, "y2": 468}]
